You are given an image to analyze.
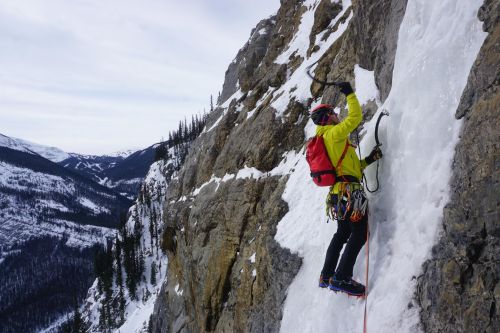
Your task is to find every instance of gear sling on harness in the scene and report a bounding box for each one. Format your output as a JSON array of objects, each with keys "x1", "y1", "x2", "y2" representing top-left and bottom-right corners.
[{"x1": 327, "y1": 183, "x2": 367, "y2": 222}]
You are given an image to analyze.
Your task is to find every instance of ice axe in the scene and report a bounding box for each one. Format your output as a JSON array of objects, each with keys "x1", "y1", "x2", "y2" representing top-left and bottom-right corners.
[
  {"x1": 363, "y1": 110, "x2": 389, "y2": 193},
  {"x1": 374, "y1": 110, "x2": 389, "y2": 147},
  {"x1": 305, "y1": 62, "x2": 343, "y2": 87}
]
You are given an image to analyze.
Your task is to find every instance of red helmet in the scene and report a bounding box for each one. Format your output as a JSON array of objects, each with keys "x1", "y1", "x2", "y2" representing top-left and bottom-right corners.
[{"x1": 310, "y1": 104, "x2": 335, "y2": 125}]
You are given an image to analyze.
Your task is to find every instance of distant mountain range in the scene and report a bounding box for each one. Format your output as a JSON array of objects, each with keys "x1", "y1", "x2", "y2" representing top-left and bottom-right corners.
[
  {"x1": 0, "y1": 133, "x2": 157, "y2": 199},
  {"x1": 0, "y1": 146, "x2": 132, "y2": 249},
  {"x1": 59, "y1": 145, "x2": 158, "y2": 200},
  {"x1": 0, "y1": 133, "x2": 158, "y2": 333}
]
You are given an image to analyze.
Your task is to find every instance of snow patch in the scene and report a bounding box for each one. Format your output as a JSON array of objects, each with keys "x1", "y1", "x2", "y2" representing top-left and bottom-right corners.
[
  {"x1": 78, "y1": 197, "x2": 110, "y2": 214},
  {"x1": 38, "y1": 199, "x2": 70, "y2": 212},
  {"x1": 249, "y1": 253, "x2": 256, "y2": 263},
  {"x1": 354, "y1": 65, "x2": 380, "y2": 105},
  {"x1": 236, "y1": 166, "x2": 264, "y2": 179},
  {"x1": 175, "y1": 284, "x2": 184, "y2": 296}
]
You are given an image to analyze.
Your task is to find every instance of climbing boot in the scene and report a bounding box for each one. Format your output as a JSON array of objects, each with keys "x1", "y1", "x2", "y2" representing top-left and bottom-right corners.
[
  {"x1": 329, "y1": 276, "x2": 365, "y2": 296},
  {"x1": 318, "y1": 275, "x2": 330, "y2": 288}
]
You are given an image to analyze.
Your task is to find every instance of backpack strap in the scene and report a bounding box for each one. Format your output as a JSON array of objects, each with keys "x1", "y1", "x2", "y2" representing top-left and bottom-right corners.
[
  {"x1": 336, "y1": 139, "x2": 350, "y2": 170},
  {"x1": 336, "y1": 140, "x2": 361, "y2": 183}
]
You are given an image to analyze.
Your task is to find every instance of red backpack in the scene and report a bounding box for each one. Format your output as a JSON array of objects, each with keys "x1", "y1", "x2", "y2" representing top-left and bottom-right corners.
[{"x1": 306, "y1": 137, "x2": 349, "y2": 186}]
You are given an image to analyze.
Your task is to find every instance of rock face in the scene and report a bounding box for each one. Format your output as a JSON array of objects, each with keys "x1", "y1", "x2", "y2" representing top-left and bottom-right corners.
[
  {"x1": 350, "y1": 0, "x2": 408, "y2": 101},
  {"x1": 152, "y1": 1, "x2": 412, "y2": 332},
  {"x1": 154, "y1": 177, "x2": 301, "y2": 333},
  {"x1": 417, "y1": 0, "x2": 500, "y2": 332},
  {"x1": 149, "y1": 1, "x2": 409, "y2": 332},
  {"x1": 150, "y1": 2, "x2": 313, "y2": 331},
  {"x1": 148, "y1": 0, "x2": 497, "y2": 332}
]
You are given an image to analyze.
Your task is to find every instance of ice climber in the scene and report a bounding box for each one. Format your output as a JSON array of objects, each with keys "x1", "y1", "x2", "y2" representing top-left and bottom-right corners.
[{"x1": 310, "y1": 82, "x2": 382, "y2": 296}]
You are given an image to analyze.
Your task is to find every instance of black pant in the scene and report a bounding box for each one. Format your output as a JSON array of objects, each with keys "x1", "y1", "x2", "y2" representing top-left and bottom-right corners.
[{"x1": 320, "y1": 211, "x2": 368, "y2": 280}]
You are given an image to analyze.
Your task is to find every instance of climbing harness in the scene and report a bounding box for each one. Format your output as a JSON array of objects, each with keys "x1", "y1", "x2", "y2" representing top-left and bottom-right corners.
[{"x1": 326, "y1": 183, "x2": 367, "y2": 223}]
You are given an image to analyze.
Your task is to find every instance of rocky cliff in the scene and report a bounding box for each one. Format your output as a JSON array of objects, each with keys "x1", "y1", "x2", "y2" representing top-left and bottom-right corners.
[
  {"x1": 147, "y1": 0, "x2": 498, "y2": 332},
  {"x1": 150, "y1": 0, "x2": 406, "y2": 332}
]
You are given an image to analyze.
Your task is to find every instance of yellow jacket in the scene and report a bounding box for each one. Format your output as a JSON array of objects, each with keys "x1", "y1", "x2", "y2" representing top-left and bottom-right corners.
[{"x1": 315, "y1": 93, "x2": 367, "y2": 193}]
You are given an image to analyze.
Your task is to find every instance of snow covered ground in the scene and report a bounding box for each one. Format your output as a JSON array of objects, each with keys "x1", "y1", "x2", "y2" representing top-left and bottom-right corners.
[
  {"x1": 272, "y1": 0, "x2": 487, "y2": 332},
  {"x1": 0, "y1": 133, "x2": 70, "y2": 162},
  {"x1": 0, "y1": 161, "x2": 115, "y2": 253}
]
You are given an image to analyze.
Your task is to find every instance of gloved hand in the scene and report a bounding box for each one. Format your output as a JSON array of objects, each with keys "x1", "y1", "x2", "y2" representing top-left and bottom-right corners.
[
  {"x1": 336, "y1": 82, "x2": 354, "y2": 96},
  {"x1": 365, "y1": 146, "x2": 383, "y2": 165}
]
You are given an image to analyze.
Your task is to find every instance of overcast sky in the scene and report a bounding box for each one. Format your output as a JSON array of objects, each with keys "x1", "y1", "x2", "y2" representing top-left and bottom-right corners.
[{"x1": 0, "y1": 0, "x2": 280, "y2": 155}]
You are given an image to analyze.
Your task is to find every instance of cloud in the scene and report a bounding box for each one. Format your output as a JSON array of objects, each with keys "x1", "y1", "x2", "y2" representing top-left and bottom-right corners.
[{"x1": 0, "y1": 0, "x2": 280, "y2": 154}]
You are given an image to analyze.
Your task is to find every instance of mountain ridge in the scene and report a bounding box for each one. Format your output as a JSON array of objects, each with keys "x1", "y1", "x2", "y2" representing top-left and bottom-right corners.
[
  {"x1": 0, "y1": 132, "x2": 155, "y2": 200},
  {"x1": 0, "y1": 133, "x2": 70, "y2": 163}
]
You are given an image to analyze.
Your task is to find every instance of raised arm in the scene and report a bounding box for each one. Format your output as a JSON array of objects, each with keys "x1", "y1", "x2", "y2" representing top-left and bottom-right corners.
[{"x1": 322, "y1": 92, "x2": 362, "y2": 142}]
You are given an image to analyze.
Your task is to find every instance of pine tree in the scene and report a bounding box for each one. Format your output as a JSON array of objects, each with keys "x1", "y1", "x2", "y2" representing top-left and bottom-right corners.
[
  {"x1": 178, "y1": 122, "x2": 183, "y2": 143},
  {"x1": 154, "y1": 144, "x2": 167, "y2": 161},
  {"x1": 96, "y1": 242, "x2": 114, "y2": 331},
  {"x1": 183, "y1": 117, "x2": 188, "y2": 141},
  {"x1": 114, "y1": 237, "x2": 126, "y2": 325},
  {"x1": 153, "y1": 209, "x2": 159, "y2": 253},
  {"x1": 118, "y1": 283, "x2": 126, "y2": 324},
  {"x1": 137, "y1": 249, "x2": 145, "y2": 281},
  {"x1": 149, "y1": 217, "x2": 154, "y2": 249},
  {"x1": 71, "y1": 293, "x2": 84, "y2": 333},
  {"x1": 148, "y1": 315, "x2": 154, "y2": 333},
  {"x1": 190, "y1": 115, "x2": 196, "y2": 141},
  {"x1": 73, "y1": 306, "x2": 82, "y2": 333},
  {"x1": 127, "y1": 245, "x2": 138, "y2": 299},
  {"x1": 150, "y1": 262, "x2": 157, "y2": 285},
  {"x1": 123, "y1": 228, "x2": 137, "y2": 299},
  {"x1": 168, "y1": 132, "x2": 173, "y2": 146},
  {"x1": 98, "y1": 303, "x2": 106, "y2": 330}
]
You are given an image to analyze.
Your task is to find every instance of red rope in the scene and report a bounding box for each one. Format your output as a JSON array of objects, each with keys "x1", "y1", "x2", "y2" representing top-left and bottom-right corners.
[{"x1": 363, "y1": 223, "x2": 370, "y2": 333}]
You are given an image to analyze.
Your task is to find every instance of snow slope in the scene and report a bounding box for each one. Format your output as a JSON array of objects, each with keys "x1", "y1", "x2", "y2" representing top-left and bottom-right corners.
[
  {"x1": 0, "y1": 133, "x2": 70, "y2": 162},
  {"x1": 273, "y1": 0, "x2": 487, "y2": 332}
]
